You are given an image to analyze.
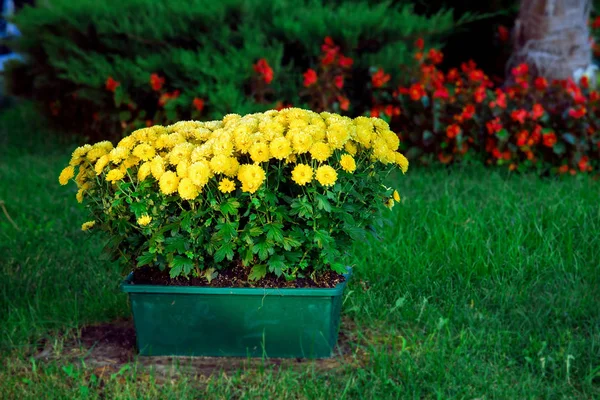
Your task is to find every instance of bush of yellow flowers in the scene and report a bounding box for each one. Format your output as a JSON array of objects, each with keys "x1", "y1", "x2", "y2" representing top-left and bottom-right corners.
[{"x1": 59, "y1": 108, "x2": 408, "y2": 283}]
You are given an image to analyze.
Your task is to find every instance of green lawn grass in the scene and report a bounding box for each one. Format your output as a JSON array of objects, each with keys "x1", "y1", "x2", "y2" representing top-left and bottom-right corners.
[{"x1": 1, "y1": 103, "x2": 599, "y2": 399}]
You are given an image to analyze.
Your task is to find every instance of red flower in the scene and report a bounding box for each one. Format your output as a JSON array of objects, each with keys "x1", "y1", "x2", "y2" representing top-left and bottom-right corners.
[
  {"x1": 150, "y1": 73, "x2": 165, "y2": 91},
  {"x1": 427, "y1": 49, "x2": 443, "y2": 65},
  {"x1": 303, "y1": 69, "x2": 317, "y2": 87},
  {"x1": 145, "y1": 120, "x2": 153, "y2": 127},
  {"x1": 593, "y1": 16, "x2": 600, "y2": 29},
  {"x1": 580, "y1": 76, "x2": 590, "y2": 89},
  {"x1": 474, "y1": 86, "x2": 486, "y2": 103},
  {"x1": 321, "y1": 36, "x2": 337, "y2": 53},
  {"x1": 469, "y1": 70, "x2": 485, "y2": 82},
  {"x1": 492, "y1": 147, "x2": 503, "y2": 159},
  {"x1": 590, "y1": 91, "x2": 600, "y2": 102},
  {"x1": 511, "y1": 109, "x2": 528, "y2": 124},
  {"x1": 433, "y1": 87, "x2": 449, "y2": 99},
  {"x1": 158, "y1": 90, "x2": 180, "y2": 106},
  {"x1": 558, "y1": 164, "x2": 569, "y2": 174},
  {"x1": 446, "y1": 124, "x2": 461, "y2": 139},
  {"x1": 370, "y1": 106, "x2": 381, "y2": 118},
  {"x1": 334, "y1": 75, "x2": 344, "y2": 89},
  {"x1": 105, "y1": 76, "x2": 120, "y2": 92},
  {"x1": 486, "y1": 117, "x2": 502, "y2": 134},
  {"x1": 408, "y1": 83, "x2": 425, "y2": 101},
  {"x1": 530, "y1": 103, "x2": 544, "y2": 120},
  {"x1": 446, "y1": 68, "x2": 460, "y2": 82},
  {"x1": 534, "y1": 77, "x2": 548, "y2": 91},
  {"x1": 516, "y1": 130, "x2": 529, "y2": 146},
  {"x1": 337, "y1": 95, "x2": 350, "y2": 111},
  {"x1": 511, "y1": 63, "x2": 529, "y2": 77},
  {"x1": 383, "y1": 105, "x2": 400, "y2": 117},
  {"x1": 338, "y1": 55, "x2": 354, "y2": 68},
  {"x1": 415, "y1": 38, "x2": 424, "y2": 50},
  {"x1": 414, "y1": 52, "x2": 423, "y2": 62},
  {"x1": 568, "y1": 107, "x2": 587, "y2": 119},
  {"x1": 496, "y1": 90, "x2": 507, "y2": 108},
  {"x1": 542, "y1": 131, "x2": 557, "y2": 147},
  {"x1": 372, "y1": 68, "x2": 391, "y2": 88},
  {"x1": 322, "y1": 51, "x2": 337, "y2": 66},
  {"x1": 529, "y1": 125, "x2": 542, "y2": 146},
  {"x1": 192, "y1": 97, "x2": 205, "y2": 112},
  {"x1": 253, "y1": 59, "x2": 273, "y2": 84},
  {"x1": 578, "y1": 156, "x2": 590, "y2": 172},
  {"x1": 461, "y1": 104, "x2": 475, "y2": 120},
  {"x1": 498, "y1": 25, "x2": 509, "y2": 42}
]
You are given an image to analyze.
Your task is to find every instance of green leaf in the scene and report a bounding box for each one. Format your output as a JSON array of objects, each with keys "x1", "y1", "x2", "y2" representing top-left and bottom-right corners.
[
  {"x1": 496, "y1": 129, "x2": 509, "y2": 141},
  {"x1": 313, "y1": 229, "x2": 333, "y2": 248},
  {"x1": 553, "y1": 142, "x2": 566, "y2": 155},
  {"x1": 282, "y1": 236, "x2": 302, "y2": 251},
  {"x1": 315, "y1": 194, "x2": 332, "y2": 212},
  {"x1": 248, "y1": 264, "x2": 267, "y2": 281},
  {"x1": 214, "y1": 242, "x2": 234, "y2": 262},
  {"x1": 267, "y1": 254, "x2": 286, "y2": 277},
  {"x1": 170, "y1": 256, "x2": 194, "y2": 277},
  {"x1": 164, "y1": 236, "x2": 187, "y2": 254},
  {"x1": 252, "y1": 239, "x2": 274, "y2": 260},
  {"x1": 220, "y1": 198, "x2": 240, "y2": 216},
  {"x1": 265, "y1": 223, "x2": 284, "y2": 243},
  {"x1": 136, "y1": 251, "x2": 155, "y2": 267},
  {"x1": 129, "y1": 202, "x2": 146, "y2": 216}
]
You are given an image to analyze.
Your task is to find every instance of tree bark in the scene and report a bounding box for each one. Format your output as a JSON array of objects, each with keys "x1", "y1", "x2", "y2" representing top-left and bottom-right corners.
[{"x1": 510, "y1": 0, "x2": 593, "y2": 82}]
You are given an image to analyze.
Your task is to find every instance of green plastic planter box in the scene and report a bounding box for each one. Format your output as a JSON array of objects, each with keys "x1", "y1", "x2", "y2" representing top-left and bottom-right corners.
[{"x1": 121, "y1": 269, "x2": 350, "y2": 358}]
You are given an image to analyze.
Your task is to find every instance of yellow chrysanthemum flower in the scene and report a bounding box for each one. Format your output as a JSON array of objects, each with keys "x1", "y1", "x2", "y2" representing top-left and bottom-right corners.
[
  {"x1": 117, "y1": 136, "x2": 136, "y2": 150},
  {"x1": 385, "y1": 198, "x2": 395, "y2": 209},
  {"x1": 76, "y1": 189, "x2": 84, "y2": 203},
  {"x1": 81, "y1": 221, "x2": 95, "y2": 231},
  {"x1": 69, "y1": 144, "x2": 92, "y2": 166},
  {"x1": 166, "y1": 132, "x2": 186, "y2": 148},
  {"x1": 137, "y1": 215, "x2": 152, "y2": 226},
  {"x1": 138, "y1": 162, "x2": 152, "y2": 181},
  {"x1": 178, "y1": 177, "x2": 199, "y2": 200},
  {"x1": 168, "y1": 142, "x2": 194, "y2": 166},
  {"x1": 309, "y1": 142, "x2": 332, "y2": 162},
  {"x1": 94, "y1": 155, "x2": 110, "y2": 175},
  {"x1": 150, "y1": 155, "x2": 165, "y2": 180},
  {"x1": 395, "y1": 152, "x2": 409, "y2": 174},
  {"x1": 123, "y1": 156, "x2": 141, "y2": 169},
  {"x1": 270, "y1": 137, "x2": 292, "y2": 160},
  {"x1": 86, "y1": 146, "x2": 107, "y2": 163},
  {"x1": 58, "y1": 166, "x2": 75, "y2": 185},
  {"x1": 218, "y1": 178, "x2": 236, "y2": 193},
  {"x1": 315, "y1": 165, "x2": 337, "y2": 187},
  {"x1": 132, "y1": 143, "x2": 156, "y2": 161},
  {"x1": 306, "y1": 124, "x2": 326, "y2": 141},
  {"x1": 381, "y1": 130, "x2": 400, "y2": 151},
  {"x1": 289, "y1": 130, "x2": 313, "y2": 154},
  {"x1": 188, "y1": 161, "x2": 212, "y2": 187},
  {"x1": 106, "y1": 168, "x2": 126, "y2": 183},
  {"x1": 344, "y1": 141, "x2": 358, "y2": 156},
  {"x1": 154, "y1": 134, "x2": 170, "y2": 150},
  {"x1": 291, "y1": 164, "x2": 313, "y2": 186},
  {"x1": 209, "y1": 154, "x2": 231, "y2": 175},
  {"x1": 339, "y1": 154, "x2": 356, "y2": 173},
  {"x1": 176, "y1": 160, "x2": 190, "y2": 178},
  {"x1": 249, "y1": 142, "x2": 270, "y2": 163},
  {"x1": 326, "y1": 124, "x2": 350, "y2": 150},
  {"x1": 213, "y1": 132, "x2": 235, "y2": 156},
  {"x1": 223, "y1": 157, "x2": 239, "y2": 178},
  {"x1": 237, "y1": 164, "x2": 266, "y2": 193},
  {"x1": 159, "y1": 171, "x2": 180, "y2": 195},
  {"x1": 393, "y1": 190, "x2": 401, "y2": 202},
  {"x1": 109, "y1": 146, "x2": 129, "y2": 164}
]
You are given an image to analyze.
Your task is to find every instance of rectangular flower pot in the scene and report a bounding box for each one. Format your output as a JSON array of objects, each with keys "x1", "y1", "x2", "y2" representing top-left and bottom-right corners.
[{"x1": 120, "y1": 269, "x2": 350, "y2": 358}]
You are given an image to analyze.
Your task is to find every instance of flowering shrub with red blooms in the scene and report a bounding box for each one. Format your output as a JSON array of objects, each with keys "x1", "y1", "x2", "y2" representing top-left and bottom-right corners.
[
  {"x1": 365, "y1": 43, "x2": 600, "y2": 174},
  {"x1": 300, "y1": 37, "x2": 353, "y2": 112},
  {"x1": 100, "y1": 74, "x2": 206, "y2": 135}
]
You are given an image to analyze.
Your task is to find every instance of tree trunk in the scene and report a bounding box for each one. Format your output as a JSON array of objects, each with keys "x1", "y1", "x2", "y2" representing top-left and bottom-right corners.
[{"x1": 510, "y1": 0, "x2": 593, "y2": 82}]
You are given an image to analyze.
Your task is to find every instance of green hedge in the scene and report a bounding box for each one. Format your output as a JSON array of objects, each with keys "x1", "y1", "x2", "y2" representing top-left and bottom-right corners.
[{"x1": 5, "y1": 0, "x2": 475, "y2": 139}]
